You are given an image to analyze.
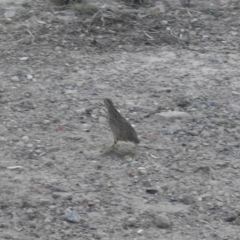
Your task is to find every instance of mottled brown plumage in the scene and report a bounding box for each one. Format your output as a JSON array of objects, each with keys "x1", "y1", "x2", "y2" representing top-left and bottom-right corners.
[{"x1": 104, "y1": 98, "x2": 140, "y2": 147}]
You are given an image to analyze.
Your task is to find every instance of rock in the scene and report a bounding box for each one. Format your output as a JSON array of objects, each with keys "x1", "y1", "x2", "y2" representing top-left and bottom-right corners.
[
  {"x1": 26, "y1": 143, "x2": 34, "y2": 148},
  {"x1": 186, "y1": 131, "x2": 199, "y2": 136},
  {"x1": 19, "y1": 57, "x2": 29, "y2": 61},
  {"x1": 194, "y1": 165, "x2": 211, "y2": 173},
  {"x1": 230, "y1": 31, "x2": 238, "y2": 36},
  {"x1": 232, "y1": 91, "x2": 240, "y2": 96},
  {"x1": 92, "y1": 233, "x2": 102, "y2": 239},
  {"x1": 52, "y1": 184, "x2": 69, "y2": 192},
  {"x1": 11, "y1": 76, "x2": 20, "y2": 82},
  {"x1": 147, "y1": 133, "x2": 158, "y2": 142},
  {"x1": 22, "y1": 136, "x2": 29, "y2": 142},
  {"x1": 126, "y1": 217, "x2": 138, "y2": 227},
  {"x1": 127, "y1": 169, "x2": 137, "y2": 177},
  {"x1": 43, "y1": 119, "x2": 51, "y2": 125},
  {"x1": 182, "y1": 194, "x2": 195, "y2": 205},
  {"x1": 99, "y1": 116, "x2": 106, "y2": 124},
  {"x1": 45, "y1": 160, "x2": 54, "y2": 166},
  {"x1": 231, "y1": 104, "x2": 240, "y2": 112},
  {"x1": 191, "y1": 18, "x2": 198, "y2": 23},
  {"x1": 38, "y1": 198, "x2": 51, "y2": 206},
  {"x1": 63, "y1": 210, "x2": 80, "y2": 223},
  {"x1": 16, "y1": 141, "x2": 24, "y2": 147},
  {"x1": 157, "y1": 111, "x2": 190, "y2": 121},
  {"x1": 81, "y1": 222, "x2": 89, "y2": 228},
  {"x1": 27, "y1": 74, "x2": 33, "y2": 80},
  {"x1": 189, "y1": 30, "x2": 196, "y2": 37},
  {"x1": 175, "y1": 97, "x2": 191, "y2": 107},
  {"x1": 225, "y1": 214, "x2": 238, "y2": 222},
  {"x1": 52, "y1": 192, "x2": 72, "y2": 200},
  {"x1": 2, "y1": 233, "x2": 13, "y2": 239},
  {"x1": 58, "y1": 104, "x2": 69, "y2": 110},
  {"x1": 155, "y1": 214, "x2": 171, "y2": 228},
  {"x1": 65, "y1": 90, "x2": 77, "y2": 95},
  {"x1": 201, "y1": 130, "x2": 211, "y2": 138},
  {"x1": 19, "y1": 35, "x2": 32, "y2": 45},
  {"x1": 28, "y1": 220, "x2": 36, "y2": 228},
  {"x1": 72, "y1": 66, "x2": 79, "y2": 72},
  {"x1": 138, "y1": 167, "x2": 147, "y2": 175},
  {"x1": 75, "y1": 108, "x2": 86, "y2": 115},
  {"x1": 44, "y1": 216, "x2": 54, "y2": 223},
  {"x1": 161, "y1": 20, "x2": 168, "y2": 25},
  {"x1": 0, "y1": 137, "x2": 7, "y2": 142},
  {"x1": 123, "y1": 45, "x2": 135, "y2": 52},
  {"x1": 4, "y1": 10, "x2": 16, "y2": 18}
]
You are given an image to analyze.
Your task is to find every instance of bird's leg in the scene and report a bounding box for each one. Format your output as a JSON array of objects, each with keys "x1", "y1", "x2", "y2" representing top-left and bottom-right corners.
[{"x1": 111, "y1": 139, "x2": 118, "y2": 148}]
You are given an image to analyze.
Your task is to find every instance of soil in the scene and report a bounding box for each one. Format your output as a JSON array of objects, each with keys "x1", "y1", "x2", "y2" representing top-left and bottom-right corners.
[{"x1": 0, "y1": 0, "x2": 240, "y2": 239}]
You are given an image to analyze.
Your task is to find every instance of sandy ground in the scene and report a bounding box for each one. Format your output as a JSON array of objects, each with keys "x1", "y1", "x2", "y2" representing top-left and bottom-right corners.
[{"x1": 0, "y1": 0, "x2": 240, "y2": 239}]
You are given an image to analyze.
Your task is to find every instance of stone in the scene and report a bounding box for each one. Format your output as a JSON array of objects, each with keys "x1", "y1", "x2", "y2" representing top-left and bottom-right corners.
[
  {"x1": 126, "y1": 217, "x2": 137, "y2": 227},
  {"x1": 155, "y1": 214, "x2": 171, "y2": 228},
  {"x1": 147, "y1": 133, "x2": 158, "y2": 142},
  {"x1": 22, "y1": 136, "x2": 29, "y2": 142},
  {"x1": 182, "y1": 194, "x2": 195, "y2": 205},
  {"x1": 157, "y1": 111, "x2": 190, "y2": 121},
  {"x1": 38, "y1": 198, "x2": 51, "y2": 206},
  {"x1": 63, "y1": 210, "x2": 80, "y2": 223},
  {"x1": 27, "y1": 74, "x2": 33, "y2": 80},
  {"x1": 43, "y1": 120, "x2": 51, "y2": 125},
  {"x1": 16, "y1": 141, "x2": 24, "y2": 147},
  {"x1": 19, "y1": 57, "x2": 29, "y2": 61},
  {"x1": 58, "y1": 104, "x2": 69, "y2": 110},
  {"x1": 230, "y1": 31, "x2": 238, "y2": 36},
  {"x1": 11, "y1": 76, "x2": 20, "y2": 82},
  {"x1": 138, "y1": 167, "x2": 147, "y2": 175},
  {"x1": 201, "y1": 130, "x2": 211, "y2": 138},
  {"x1": 4, "y1": 10, "x2": 16, "y2": 18},
  {"x1": 75, "y1": 108, "x2": 86, "y2": 115},
  {"x1": 161, "y1": 20, "x2": 168, "y2": 25},
  {"x1": 52, "y1": 192, "x2": 72, "y2": 200},
  {"x1": 231, "y1": 104, "x2": 240, "y2": 112},
  {"x1": 65, "y1": 90, "x2": 77, "y2": 95},
  {"x1": 189, "y1": 31, "x2": 196, "y2": 37},
  {"x1": 99, "y1": 116, "x2": 107, "y2": 124},
  {"x1": 28, "y1": 220, "x2": 36, "y2": 228}
]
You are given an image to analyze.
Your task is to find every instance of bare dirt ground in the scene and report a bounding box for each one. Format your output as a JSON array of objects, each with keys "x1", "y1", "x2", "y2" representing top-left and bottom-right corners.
[{"x1": 0, "y1": 0, "x2": 240, "y2": 239}]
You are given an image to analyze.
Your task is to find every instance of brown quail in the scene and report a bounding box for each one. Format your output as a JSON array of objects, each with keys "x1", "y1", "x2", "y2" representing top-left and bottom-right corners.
[{"x1": 104, "y1": 98, "x2": 140, "y2": 147}]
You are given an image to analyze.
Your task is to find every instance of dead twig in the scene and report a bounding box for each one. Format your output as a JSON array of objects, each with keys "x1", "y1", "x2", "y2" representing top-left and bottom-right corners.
[
  {"x1": 26, "y1": 28, "x2": 35, "y2": 44},
  {"x1": 143, "y1": 31, "x2": 154, "y2": 39}
]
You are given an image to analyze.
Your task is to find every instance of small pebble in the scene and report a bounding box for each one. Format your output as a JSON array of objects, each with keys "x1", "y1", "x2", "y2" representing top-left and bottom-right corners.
[
  {"x1": 126, "y1": 217, "x2": 137, "y2": 227},
  {"x1": 155, "y1": 214, "x2": 171, "y2": 228},
  {"x1": 58, "y1": 104, "x2": 69, "y2": 110},
  {"x1": 38, "y1": 198, "x2": 51, "y2": 206},
  {"x1": 27, "y1": 74, "x2": 33, "y2": 80},
  {"x1": 22, "y1": 136, "x2": 29, "y2": 142},
  {"x1": 16, "y1": 141, "x2": 24, "y2": 147},
  {"x1": 99, "y1": 116, "x2": 107, "y2": 124},
  {"x1": 26, "y1": 143, "x2": 34, "y2": 148},
  {"x1": 11, "y1": 76, "x2": 20, "y2": 82},
  {"x1": 138, "y1": 167, "x2": 147, "y2": 175},
  {"x1": 28, "y1": 220, "x2": 36, "y2": 229},
  {"x1": 63, "y1": 210, "x2": 80, "y2": 223},
  {"x1": 75, "y1": 108, "x2": 86, "y2": 115},
  {"x1": 43, "y1": 119, "x2": 51, "y2": 125}
]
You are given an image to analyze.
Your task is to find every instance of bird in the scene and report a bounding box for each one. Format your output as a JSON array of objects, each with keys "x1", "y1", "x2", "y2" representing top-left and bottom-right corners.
[{"x1": 104, "y1": 98, "x2": 140, "y2": 147}]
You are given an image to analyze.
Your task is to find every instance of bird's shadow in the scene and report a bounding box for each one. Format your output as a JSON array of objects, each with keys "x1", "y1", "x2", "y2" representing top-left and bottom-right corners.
[{"x1": 100, "y1": 144, "x2": 138, "y2": 158}]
